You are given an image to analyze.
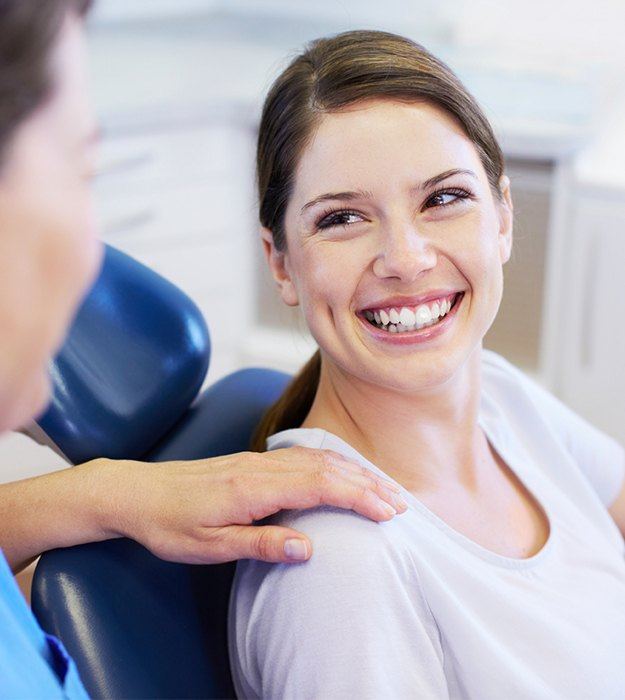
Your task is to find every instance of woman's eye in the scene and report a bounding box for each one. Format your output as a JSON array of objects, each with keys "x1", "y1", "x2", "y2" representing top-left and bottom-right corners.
[
  {"x1": 424, "y1": 188, "x2": 471, "y2": 210},
  {"x1": 316, "y1": 210, "x2": 363, "y2": 230}
]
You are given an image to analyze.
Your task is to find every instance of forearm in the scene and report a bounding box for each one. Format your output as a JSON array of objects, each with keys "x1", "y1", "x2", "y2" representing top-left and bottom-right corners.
[
  {"x1": 0, "y1": 447, "x2": 410, "y2": 572},
  {"x1": 0, "y1": 458, "x2": 123, "y2": 573}
]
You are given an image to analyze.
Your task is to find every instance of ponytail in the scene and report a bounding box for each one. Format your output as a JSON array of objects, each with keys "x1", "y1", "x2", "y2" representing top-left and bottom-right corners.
[{"x1": 250, "y1": 350, "x2": 321, "y2": 452}]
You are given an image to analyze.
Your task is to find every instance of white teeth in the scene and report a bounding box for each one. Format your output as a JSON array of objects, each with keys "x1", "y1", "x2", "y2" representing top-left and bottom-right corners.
[
  {"x1": 399, "y1": 307, "x2": 416, "y2": 326},
  {"x1": 415, "y1": 304, "x2": 433, "y2": 325},
  {"x1": 362, "y1": 293, "x2": 461, "y2": 333}
]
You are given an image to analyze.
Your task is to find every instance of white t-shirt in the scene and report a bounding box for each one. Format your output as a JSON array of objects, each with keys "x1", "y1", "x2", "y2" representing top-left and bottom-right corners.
[{"x1": 228, "y1": 349, "x2": 625, "y2": 699}]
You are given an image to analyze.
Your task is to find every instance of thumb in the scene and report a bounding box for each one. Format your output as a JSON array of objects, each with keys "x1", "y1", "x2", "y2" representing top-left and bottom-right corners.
[{"x1": 226, "y1": 525, "x2": 312, "y2": 563}]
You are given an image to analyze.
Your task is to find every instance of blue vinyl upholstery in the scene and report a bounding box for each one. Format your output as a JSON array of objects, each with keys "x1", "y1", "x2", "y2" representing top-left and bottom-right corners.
[
  {"x1": 30, "y1": 244, "x2": 291, "y2": 699},
  {"x1": 37, "y1": 245, "x2": 211, "y2": 465}
]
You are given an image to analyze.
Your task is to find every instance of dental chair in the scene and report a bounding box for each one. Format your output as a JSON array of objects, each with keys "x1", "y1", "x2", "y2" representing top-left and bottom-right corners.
[{"x1": 28, "y1": 244, "x2": 291, "y2": 699}]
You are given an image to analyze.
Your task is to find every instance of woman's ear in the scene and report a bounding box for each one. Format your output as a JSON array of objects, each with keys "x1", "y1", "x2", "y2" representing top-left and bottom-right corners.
[
  {"x1": 260, "y1": 227, "x2": 299, "y2": 306},
  {"x1": 497, "y1": 175, "x2": 513, "y2": 265}
]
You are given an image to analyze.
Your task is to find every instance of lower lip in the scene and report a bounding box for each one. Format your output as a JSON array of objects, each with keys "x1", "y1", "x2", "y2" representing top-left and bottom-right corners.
[{"x1": 357, "y1": 293, "x2": 464, "y2": 345}]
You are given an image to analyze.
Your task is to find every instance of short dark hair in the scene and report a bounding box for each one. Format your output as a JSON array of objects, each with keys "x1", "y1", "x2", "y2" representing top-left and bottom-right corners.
[{"x1": 0, "y1": 0, "x2": 93, "y2": 164}]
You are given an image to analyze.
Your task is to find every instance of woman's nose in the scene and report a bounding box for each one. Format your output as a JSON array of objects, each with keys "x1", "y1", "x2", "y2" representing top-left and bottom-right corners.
[{"x1": 372, "y1": 220, "x2": 437, "y2": 281}]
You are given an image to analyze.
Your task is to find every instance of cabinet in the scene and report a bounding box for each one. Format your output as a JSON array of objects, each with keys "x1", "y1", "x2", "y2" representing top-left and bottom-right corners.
[
  {"x1": 95, "y1": 121, "x2": 257, "y2": 385},
  {"x1": 552, "y1": 192, "x2": 625, "y2": 445}
]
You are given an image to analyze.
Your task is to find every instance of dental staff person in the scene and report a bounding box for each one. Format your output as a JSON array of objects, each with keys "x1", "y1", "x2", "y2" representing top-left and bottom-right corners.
[{"x1": 0, "y1": 2, "x2": 407, "y2": 696}]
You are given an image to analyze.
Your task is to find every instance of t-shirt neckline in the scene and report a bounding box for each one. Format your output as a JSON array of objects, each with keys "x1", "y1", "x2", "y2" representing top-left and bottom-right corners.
[{"x1": 267, "y1": 419, "x2": 557, "y2": 571}]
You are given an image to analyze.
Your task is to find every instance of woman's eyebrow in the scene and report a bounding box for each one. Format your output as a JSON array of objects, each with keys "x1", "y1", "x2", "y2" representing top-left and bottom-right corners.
[
  {"x1": 300, "y1": 189, "x2": 373, "y2": 214},
  {"x1": 420, "y1": 168, "x2": 478, "y2": 190},
  {"x1": 300, "y1": 169, "x2": 477, "y2": 214}
]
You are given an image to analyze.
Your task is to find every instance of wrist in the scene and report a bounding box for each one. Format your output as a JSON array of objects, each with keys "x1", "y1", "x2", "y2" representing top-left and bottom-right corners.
[
  {"x1": 0, "y1": 458, "x2": 127, "y2": 570},
  {"x1": 73, "y1": 457, "x2": 133, "y2": 541}
]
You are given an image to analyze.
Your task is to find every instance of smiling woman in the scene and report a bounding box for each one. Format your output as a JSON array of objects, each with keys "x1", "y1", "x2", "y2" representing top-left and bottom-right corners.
[{"x1": 229, "y1": 29, "x2": 625, "y2": 699}]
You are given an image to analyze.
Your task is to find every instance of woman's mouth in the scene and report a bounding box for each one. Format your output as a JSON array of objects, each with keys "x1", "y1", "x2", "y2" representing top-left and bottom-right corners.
[{"x1": 356, "y1": 292, "x2": 465, "y2": 345}]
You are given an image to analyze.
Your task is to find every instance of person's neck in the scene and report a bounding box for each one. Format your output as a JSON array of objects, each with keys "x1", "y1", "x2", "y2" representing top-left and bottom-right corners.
[{"x1": 300, "y1": 345, "x2": 490, "y2": 494}]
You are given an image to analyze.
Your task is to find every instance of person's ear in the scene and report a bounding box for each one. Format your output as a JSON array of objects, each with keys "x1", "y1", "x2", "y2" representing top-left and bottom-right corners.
[
  {"x1": 260, "y1": 227, "x2": 299, "y2": 306},
  {"x1": 497, "y1": 174, "x2": 513, "y2": 265}
]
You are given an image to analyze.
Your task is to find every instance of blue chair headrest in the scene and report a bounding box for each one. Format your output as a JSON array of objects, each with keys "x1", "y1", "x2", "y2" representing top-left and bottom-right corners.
[{"x1": 35, "y1": 245, "x2": 210, "y2": 465}]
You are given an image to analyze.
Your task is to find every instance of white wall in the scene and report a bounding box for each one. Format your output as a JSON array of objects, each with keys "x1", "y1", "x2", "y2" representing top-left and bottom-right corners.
[{"x1": 451, "y1": 0, "x2": 625, "y2": 71}]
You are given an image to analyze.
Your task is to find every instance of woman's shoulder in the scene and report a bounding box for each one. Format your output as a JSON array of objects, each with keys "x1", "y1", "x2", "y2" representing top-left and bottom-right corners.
[
  {"x1": 480, "y1": 350, "x2": 625, "y2": 509},
  {"x1": 231, "y1": 502, "x2": 421, "y2": 630},
  {"x1": 480, "y1": 348, "x2": 527, "y2": 387},
  {"x1": 479, "y1": 348, "x2": 590, "y2": 450},
  {"x1": 480, "y1": 348, "x2": 559, "y2": 417},
  {"x1": 229, "y1": 507, "x2": 444, "y2": 699},
  {"x1": 480, "y1": 348, "x2": 600, "y2": 436},
  {"x1": 262, "y1": 503, "x2": 415, "y2": 579}
]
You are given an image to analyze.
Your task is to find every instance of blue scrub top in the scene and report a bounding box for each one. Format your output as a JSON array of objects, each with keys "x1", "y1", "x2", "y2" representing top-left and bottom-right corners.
[{"x1": 0, "y1": 550, "x2": 89, "y2": 699}]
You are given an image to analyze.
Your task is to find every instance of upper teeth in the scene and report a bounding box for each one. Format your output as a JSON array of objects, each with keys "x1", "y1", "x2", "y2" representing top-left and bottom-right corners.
[{"x1": 363, "y1": 295, "x2": 456, "y2": 331}]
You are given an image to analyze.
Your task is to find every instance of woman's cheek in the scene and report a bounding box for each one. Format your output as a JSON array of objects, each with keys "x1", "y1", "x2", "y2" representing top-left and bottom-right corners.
[
  {"x1": 296, "y1": 253, "x2": 346, "y2": 333},
  {"x1": 303, "y1": 246, "x2": 344, "y2": 299},
  {"x1": 458, "y1": 219, "x2": 497, "y2": 278}
]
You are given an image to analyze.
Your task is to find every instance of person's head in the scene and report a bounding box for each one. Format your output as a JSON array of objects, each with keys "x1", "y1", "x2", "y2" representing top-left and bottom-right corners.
[
  {"x1": 0, "y1": 0, "x2": 101, "y2": 432},
  {"x1": 251, "y1": 29, "x2": 513, "y2": 450}
]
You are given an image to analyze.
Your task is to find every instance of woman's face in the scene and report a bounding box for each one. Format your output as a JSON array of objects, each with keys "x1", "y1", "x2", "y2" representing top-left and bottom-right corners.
[
  {"x1": 0, "y1": 12, "x2": 102, "y2": 432},
  {"x1": 262, "y1": 99, "x2": 512, "y2": 393}
]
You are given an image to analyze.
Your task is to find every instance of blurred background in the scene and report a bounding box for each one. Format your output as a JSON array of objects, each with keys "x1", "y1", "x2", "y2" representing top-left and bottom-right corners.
[{"x1": 2, "y1": 0, "x2": 624, "y2": 480}]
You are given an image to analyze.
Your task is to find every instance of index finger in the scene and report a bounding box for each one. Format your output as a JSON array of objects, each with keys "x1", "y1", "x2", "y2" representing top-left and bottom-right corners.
[{"x1": 320, "y1": 449, "x2": 402, "y2": 493}]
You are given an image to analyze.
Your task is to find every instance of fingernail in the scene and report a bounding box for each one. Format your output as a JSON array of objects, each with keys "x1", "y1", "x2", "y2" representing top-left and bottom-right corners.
[
  {"x1": 382, "y1": 502, "x2": 397, "y2": 516},
  {"x1": 284, "y1": 539, "x2": 309, "y2": 560},
  {"x1": 394, "y1": 496, "x2": 409, "y2": 511},
  {"x1": 383, "y1": 481, "x2": 402, "y2": 493}
]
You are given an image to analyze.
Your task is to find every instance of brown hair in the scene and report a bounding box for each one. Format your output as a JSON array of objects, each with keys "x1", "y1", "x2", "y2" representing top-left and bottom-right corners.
[
  {"x1": 251, "y1": 29, "x2": 504, "y2": 452},
  {"x1": 0, "y1": 0, "x2": 92, "y2": 166}
]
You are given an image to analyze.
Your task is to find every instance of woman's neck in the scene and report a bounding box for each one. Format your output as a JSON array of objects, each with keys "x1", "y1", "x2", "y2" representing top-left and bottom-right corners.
[{"x1": 300, "y1": 346, "x2": 489, "y2": 494}]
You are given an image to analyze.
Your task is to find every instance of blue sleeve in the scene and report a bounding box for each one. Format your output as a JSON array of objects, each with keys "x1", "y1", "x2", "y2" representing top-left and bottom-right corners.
[
  {"x1": 228, "y1": 506, "x2": 449, "y2": 699},
  {"x1": 0, "y1": 552, "x2": 89, "y2": 700}
]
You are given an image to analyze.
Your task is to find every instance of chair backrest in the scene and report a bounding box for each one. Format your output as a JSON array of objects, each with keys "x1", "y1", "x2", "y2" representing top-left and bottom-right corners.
[
  {"x1": 35, "y1": 244, "x2": 211, "y2": 465},
  {"x1": 30, "y1": 244, "x2": 292, "y2": 698}
]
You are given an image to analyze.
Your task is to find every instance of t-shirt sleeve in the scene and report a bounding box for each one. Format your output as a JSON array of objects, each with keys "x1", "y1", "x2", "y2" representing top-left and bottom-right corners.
[
  {"x1": 486, "y1": 351, "x2": 625, "y2": 508},
  {"x1": 229, "y1": 506, "x2": 449, "y2": 700}
]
